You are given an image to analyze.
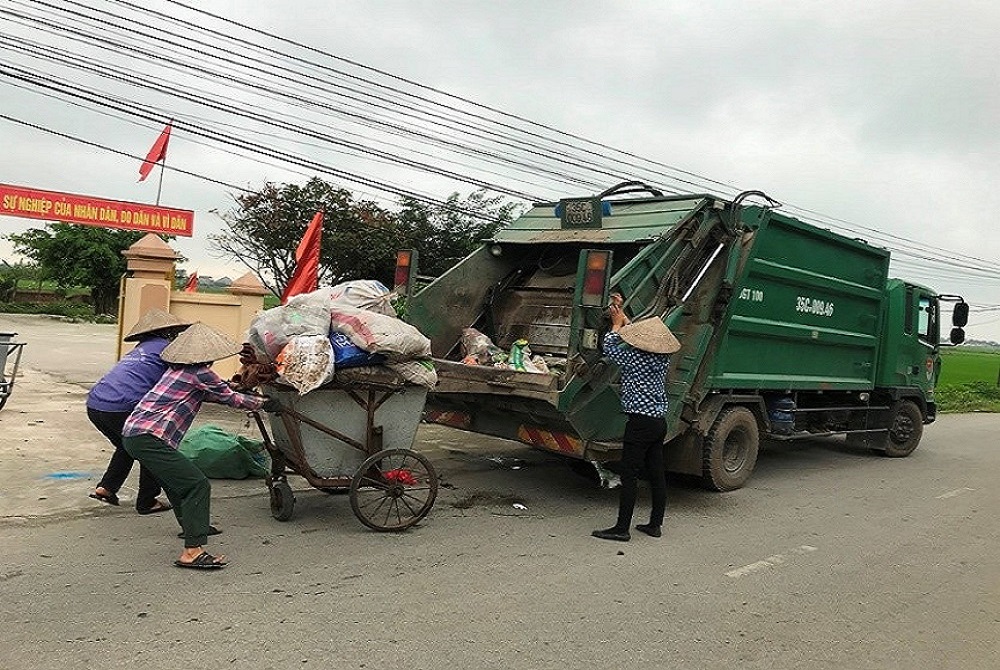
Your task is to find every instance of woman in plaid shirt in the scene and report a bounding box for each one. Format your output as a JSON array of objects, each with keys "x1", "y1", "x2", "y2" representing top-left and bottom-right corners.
[{"x1": 123, "y1": 322, "x2": 280, "y2": 570}]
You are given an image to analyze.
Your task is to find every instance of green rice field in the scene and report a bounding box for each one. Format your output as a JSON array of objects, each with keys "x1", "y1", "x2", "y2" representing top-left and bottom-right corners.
[
  {"x1": 937, "y1": 347, "x2": 1000, "y2": 413},
  {"x1": 939, "y1": 348, "x2": 1000, "y2": 385}
]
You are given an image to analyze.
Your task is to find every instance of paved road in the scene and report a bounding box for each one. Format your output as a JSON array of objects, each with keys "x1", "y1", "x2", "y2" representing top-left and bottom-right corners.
[{"x1": 1, "y1": 314, "x2": 998, "y2": 669}]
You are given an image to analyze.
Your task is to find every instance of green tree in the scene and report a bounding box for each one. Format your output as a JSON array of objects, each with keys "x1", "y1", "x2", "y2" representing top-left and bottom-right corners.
[
  {"x1": 210, "y1": 178, "x2": 402, "y2": 296},
  {"x1": 396, "y1": 190, "x2": 519, "y2": 277},
  {"x1": 211, "y1": 178, "x2": 520, "y2": 294},
  {"x1": 6, "y1": 225, "x2": 144, "y2": 314},
  {"x1": 0, "y1": 260, "x2": 39, "y2": 302}
]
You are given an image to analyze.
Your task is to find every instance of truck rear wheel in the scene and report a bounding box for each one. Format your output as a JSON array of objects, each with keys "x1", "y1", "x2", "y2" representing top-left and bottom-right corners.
[
  {"x1": 877, "y1": 400, "x2": 924, "y2": 457},
  {"x1": 702, "y1": 407, "x2": 759, "y2": 491}
]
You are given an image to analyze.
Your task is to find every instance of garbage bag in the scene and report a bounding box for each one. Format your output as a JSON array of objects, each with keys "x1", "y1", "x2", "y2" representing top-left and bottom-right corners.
[
  {"x1": 460, "y1": 327, "x2": 507, "y2": 366},
  {"x1": 387, "y1": 358, "x2": 438, "y2": 388},
  {"x1": 248, "y1": 302, "x2": 331, "y2": 362},
  {"x1": 329, "y1": 306, "x2": 431, "y2": 361},
  {"x1": 330, "y1": 331, "x2": 385, "y2": 369},
  {"x1": 178, "y1": 425, "x2": 270, "y2": 479},
  {"x1": 275, "y1": 334, "x2": 336, "y2": 395},
  {"x1": 509, "y1": 339, "x2": 546, "y2": 373},
  {"x1": 325, "y1": 280, "x2": 397, "y2": 316},
  {"x1": 287, "y1": 281, "x2": 397, "y2": 317}
]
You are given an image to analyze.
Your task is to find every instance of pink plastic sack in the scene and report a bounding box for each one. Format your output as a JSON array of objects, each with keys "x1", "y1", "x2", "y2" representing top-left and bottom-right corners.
[{"x1": 329, "y1": 306, "x2": 431, "y2": 361}]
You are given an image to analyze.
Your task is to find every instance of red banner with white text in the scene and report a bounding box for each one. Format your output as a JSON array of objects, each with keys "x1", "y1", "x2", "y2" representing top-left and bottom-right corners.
[{"x1": 0, "y1": 183, "x2": 193, "y2": 237}]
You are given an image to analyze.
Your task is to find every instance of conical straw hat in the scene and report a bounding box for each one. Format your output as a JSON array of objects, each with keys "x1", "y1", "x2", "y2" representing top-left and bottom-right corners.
[
  {"x1": 618, "y1": 317, "x2": 681, "y2": 354},
  {"x1": 160, "y1": 322, "x2": 242, "y2": 365},
  {"x1": 123, "y1": 308, "x2": 194, "y2": 342}
]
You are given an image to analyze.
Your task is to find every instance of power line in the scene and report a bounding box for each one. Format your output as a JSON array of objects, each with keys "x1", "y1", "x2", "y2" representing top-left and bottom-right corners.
[
  {"x1": 8, "y1": 0, "x2": 618, "y2": 195},
  {"x1": 5, "y1": 0, "x2": 1000, "y2": 285},
  {"x1": 0, "y1": 113, "x2": 249, "y2": 192}
]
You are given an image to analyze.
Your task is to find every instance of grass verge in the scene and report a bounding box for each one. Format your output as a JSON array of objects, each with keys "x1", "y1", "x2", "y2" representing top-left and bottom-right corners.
[
  {"x1": 936, "y1": 382, "x2": 1000, "y2": 413},
  {"x1": 0, "y1": 302, "x2": 116, "y2": 323}
]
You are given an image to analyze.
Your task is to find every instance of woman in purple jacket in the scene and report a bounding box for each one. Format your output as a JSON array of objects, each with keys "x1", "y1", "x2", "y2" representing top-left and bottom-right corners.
[{"x1": 87, "y1": 309, "x2": 193, "y2": 514}]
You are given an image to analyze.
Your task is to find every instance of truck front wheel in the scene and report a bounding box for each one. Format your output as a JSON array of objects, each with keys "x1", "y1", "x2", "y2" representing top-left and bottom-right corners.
[
  {"x1": 878, "y1": 400, "x2": 924, "y2": 457},
  {"x1": 702, "y1": 407, "x2": 760, "y2": 491}
]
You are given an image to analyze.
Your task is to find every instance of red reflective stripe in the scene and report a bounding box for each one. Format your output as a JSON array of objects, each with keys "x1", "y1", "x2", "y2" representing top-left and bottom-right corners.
[
  {"x1": 517, "y1": 425, "x2": 583, "y2": 455},
  {"x1": 425, "y1": 410, "x2": 471, "y2": 429}
]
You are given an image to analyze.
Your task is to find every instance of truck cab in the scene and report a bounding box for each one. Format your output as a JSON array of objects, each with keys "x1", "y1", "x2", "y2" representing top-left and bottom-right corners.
[{"x1": 876, "y1": 281, "x2": 942, "y2": 419}]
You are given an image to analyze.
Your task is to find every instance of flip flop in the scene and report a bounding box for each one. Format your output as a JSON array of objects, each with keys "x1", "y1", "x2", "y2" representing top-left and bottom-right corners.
[
  {"x1": 177, "y1": 525, "x2": 222, "y2": 538},
  {"x1": 174, "y1": 552, "x2": 227, "y2": 570},
  {"x1": 137, "y1": 500, "x2": 173, "y2": 515},
  {"x1": 89, "y1": 491, "x2": 120, "y2": 506}
]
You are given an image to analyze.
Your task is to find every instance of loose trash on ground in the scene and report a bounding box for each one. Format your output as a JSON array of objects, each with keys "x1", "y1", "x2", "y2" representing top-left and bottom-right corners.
[{"x1": 485, "y1": 455, "x2": 528, "y2": 470}]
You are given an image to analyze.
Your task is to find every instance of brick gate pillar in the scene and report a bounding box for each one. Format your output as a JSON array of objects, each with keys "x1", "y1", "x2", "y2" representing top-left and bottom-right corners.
[{"x1": 119, "y1": 234, "x2": 178, "y2": 358}]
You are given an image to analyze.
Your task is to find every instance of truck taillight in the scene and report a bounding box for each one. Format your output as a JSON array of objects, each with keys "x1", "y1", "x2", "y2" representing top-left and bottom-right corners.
[
  {"x1": 581, "y1": 250, "x2": 611, "y2": 306},
  {"x1": 394, "y1": 249, "x2": 416, "y2": 294}
]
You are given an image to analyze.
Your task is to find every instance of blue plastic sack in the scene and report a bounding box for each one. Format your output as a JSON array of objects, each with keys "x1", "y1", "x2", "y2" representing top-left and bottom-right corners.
[{"x1": 329, "y1": 331, "x2": 385, "y2": 369}]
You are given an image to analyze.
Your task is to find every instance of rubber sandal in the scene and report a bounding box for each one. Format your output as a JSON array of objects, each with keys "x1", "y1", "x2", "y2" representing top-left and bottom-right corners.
[
  {"x1": 137, "y1": 500, "x2": 173, "y2": 515},
  {"x1": 177, "y1": 525, "x2": 222, "y2": 538},
  {"x1": 89, "y1": 491, "x2": 120, "y2": 506},
  {"x1": 174, "y1": 552, "x2": 227, "y2": 570}
]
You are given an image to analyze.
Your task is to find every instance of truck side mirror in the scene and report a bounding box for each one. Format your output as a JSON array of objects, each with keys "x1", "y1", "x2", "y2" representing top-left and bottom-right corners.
[
  {"x1": 953, "y1": 301, "x2": 969, "y2": 327},
  {"x1": 950, "y1": 327, "x2": 965, "y2": 345}
]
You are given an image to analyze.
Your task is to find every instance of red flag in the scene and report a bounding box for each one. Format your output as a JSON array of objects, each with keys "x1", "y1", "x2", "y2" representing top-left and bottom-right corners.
[
  {"x1": 183, "y1": 272, "x2": 198, "y2": 293},
  {"x1": 281, "y1": 211, "x2": 323, "y2": 303},
  {"x1": 138, "y1": 123, "x2": 172, "y2": 182}
]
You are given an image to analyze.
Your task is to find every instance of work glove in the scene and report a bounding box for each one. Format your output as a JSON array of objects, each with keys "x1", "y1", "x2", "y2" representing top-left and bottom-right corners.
[{"x1": 261, "y1": 396, "x2": 283, "y2": 414}]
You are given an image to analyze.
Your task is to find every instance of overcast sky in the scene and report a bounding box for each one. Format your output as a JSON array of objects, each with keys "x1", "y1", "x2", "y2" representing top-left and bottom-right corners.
[{"x1": 2, "y1": 1, "x2": 999, "y2": 337}]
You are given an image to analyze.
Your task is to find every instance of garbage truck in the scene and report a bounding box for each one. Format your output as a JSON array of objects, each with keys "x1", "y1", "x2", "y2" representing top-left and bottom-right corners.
[{"x1": 395, "y1": 182, "x2": 968, "y2": 490}]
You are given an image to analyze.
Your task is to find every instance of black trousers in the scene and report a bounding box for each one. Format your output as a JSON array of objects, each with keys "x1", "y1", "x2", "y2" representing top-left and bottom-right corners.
[
  {"x1": 87, "y1": 406, "x2": 163, "y2": 511},
  {"x1": 614, "y1": 413, "x2": 667, "y2": 531}
]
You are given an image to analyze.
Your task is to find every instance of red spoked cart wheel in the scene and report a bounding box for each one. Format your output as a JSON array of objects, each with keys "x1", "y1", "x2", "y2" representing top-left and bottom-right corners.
[{"x1": 349, "y1": 448, "x2": 438, "y2": 531}]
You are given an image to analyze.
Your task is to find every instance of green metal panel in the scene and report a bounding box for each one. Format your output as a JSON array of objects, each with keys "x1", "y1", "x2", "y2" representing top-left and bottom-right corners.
[
  {"x1": 494, "y1": 196, "x2": 711, "y2": 244},
  {"x1": 558, "y1": 199, "x2": 735, "y2": 441},
  {"x1": 663, "y1": 322, "x2": 715, "y2": 439},
  {"x1": 406, "y1": 245, "x2": 515, "y2": 357},
  {"x1": 707, "y1": 209, "x2": 890, "y2": 391}
]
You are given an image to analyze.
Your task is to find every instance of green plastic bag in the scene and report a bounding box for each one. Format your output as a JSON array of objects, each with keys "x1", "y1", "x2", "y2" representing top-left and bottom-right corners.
[{"x1": 178, "y1": 425, "x2": 270, "y2": 479}]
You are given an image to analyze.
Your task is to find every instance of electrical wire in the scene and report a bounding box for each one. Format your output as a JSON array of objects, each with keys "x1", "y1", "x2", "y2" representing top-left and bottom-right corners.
[{"x1": 4, "y1": 0, "x2": 1000, "y2": 286}]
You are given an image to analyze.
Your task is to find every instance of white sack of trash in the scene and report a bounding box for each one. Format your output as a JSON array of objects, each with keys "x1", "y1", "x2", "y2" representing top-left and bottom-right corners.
[{"x1": 247, "y1": 280, "x2": 437, "y2": 395}]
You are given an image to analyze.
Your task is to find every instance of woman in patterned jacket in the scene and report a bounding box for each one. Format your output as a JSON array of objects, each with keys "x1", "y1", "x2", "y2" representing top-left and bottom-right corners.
[{"x1": 592, "y1": 295, "x2": 680, "y2": 543}]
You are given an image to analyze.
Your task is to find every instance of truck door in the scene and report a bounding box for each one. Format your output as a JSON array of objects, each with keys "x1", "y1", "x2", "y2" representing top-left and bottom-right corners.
[{"x1": 902, "y1": 285, "x2": 939, "y2": 389}]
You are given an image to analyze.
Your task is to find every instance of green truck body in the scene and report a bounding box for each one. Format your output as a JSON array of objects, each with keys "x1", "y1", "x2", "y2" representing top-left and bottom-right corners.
[{"x1": 403, "y1": 184, "x2": 963, "y2": 490}]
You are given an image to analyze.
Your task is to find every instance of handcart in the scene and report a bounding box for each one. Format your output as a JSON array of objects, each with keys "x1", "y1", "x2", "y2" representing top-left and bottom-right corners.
[
  {"x1": 0, "y1": 332, "x2": 26, "y2": 412},
  {"x1": 251, "y1": 366, "x2": 437, "y2": 532}
]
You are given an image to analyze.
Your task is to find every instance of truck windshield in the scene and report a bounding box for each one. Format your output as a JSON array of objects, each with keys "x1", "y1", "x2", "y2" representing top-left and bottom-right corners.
[{"x1": 918, "y1": 296, "x2": 938, "y2": 345}]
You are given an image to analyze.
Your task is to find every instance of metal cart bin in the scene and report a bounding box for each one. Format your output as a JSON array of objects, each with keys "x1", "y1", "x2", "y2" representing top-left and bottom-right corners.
[{"x1": 253, "y1": 366, "x2": 437, "y2": 531}]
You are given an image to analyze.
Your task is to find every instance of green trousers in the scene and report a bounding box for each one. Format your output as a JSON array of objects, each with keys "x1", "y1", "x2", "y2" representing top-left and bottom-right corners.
[{"x1": 122, "y1": 433, "x2": 212, "y2": 548}]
